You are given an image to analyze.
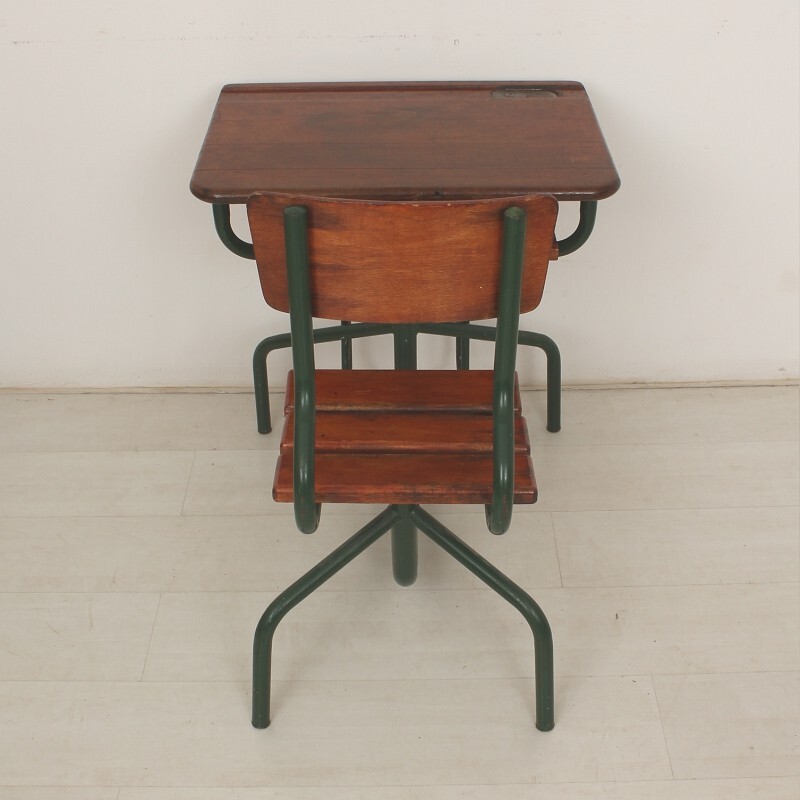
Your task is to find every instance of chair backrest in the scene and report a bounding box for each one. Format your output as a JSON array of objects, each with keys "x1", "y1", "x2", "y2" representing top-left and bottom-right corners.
[{"x1": 246, "y1": 193, "x2": 558, "y2": 323}]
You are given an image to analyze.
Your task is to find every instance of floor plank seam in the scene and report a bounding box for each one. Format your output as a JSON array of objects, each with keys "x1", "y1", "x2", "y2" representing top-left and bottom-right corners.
[
  {"x1": 139, "y1": 593, "x2": 162, "y2": 682},
  {"x1": 651, "y1": 673, "x2": 678, "y2": 780},
  {"x1": 2, "y1": 580, "x2": 794, "y2": 594},
  {"x1": 1, "y1": 503, "x2": 796, "y2": 521},
  {"x1": 2, "y1": 669, "x2": 794, "y2": 685},
  {"x1": 178, "y1": 450, "x2": 197, "y2": 517}
]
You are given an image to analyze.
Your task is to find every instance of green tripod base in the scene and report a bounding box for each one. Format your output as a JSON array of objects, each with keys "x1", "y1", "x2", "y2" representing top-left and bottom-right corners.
[{"x1": 252, "y1": 504, "x2": 554, "y2": 732}]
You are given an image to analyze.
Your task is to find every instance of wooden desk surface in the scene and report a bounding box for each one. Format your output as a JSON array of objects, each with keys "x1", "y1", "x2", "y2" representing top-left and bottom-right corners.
[{"x1": 190, "y1": 81, "x2": 620, "y2": 204}]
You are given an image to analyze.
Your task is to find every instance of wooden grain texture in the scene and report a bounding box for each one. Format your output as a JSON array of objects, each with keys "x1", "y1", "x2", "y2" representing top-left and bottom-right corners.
[
  {"x1": 279, "y1": 412, "x2": 531, "y2": 455},
  {"x1": 284, "y1": 370, "x2": 522, "y2": 414},
  {"x1": 247, "y1": 193, "x2": 558, "y2": 321},
  {"x1": 190, "y1": 81, "x2": 620, "y2": 203},
  {"x1": 273, "y1": 452, "x2": 537, "y2": 504}
]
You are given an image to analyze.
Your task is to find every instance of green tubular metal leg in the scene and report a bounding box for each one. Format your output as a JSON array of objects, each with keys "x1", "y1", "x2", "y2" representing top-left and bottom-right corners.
[
  {"x1": 519, "y1": 330, "x2": 561, "y2": 433},
  {"x1": 417, "y1": 322, "x2": 562, "y2": 434},
  {"x1": 409, "y1": 505, "x2": 554, "y2": 731},
  {"x1": 253, "y1": 332, "x2": 290, "y2": 435},
  {"x1": 252, "y1": 505, "x2": 401, "y2": 728},
  {"x1": 252, "y1": 503, "x2": 555, "y2": 730}
]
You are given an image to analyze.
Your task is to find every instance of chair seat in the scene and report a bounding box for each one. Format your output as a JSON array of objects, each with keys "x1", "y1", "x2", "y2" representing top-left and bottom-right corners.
[{"x1": 273, "y1": 370, "x2": 537, "y2": 505}]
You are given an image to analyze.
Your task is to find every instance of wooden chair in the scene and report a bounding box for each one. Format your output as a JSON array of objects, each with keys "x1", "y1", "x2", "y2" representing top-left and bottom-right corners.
[{"x1": 246, "y1": 192, "x2": 559, "y2": 731}]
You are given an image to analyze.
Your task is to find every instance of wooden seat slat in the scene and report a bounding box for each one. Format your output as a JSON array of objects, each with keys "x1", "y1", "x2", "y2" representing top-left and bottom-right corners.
[
  {"x1": 280, "y1": 411, "x2": 530, "y2": 455},
  {"x1": 284, "y1": 369, "x2": 522, "y2": 414},
  {"x1": 273, "y1": 452, "x2": 537, "y2": 505}
]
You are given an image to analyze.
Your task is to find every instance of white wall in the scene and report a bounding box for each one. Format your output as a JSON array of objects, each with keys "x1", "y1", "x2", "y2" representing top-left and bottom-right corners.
[{"x1": 2, "y1": 1, "x2": 798, "y2": 388}]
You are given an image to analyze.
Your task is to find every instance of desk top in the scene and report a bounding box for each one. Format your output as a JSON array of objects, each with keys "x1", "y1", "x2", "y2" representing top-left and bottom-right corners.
[{"x1": 190, "y1": 81, "x2": 620, "y2": 204}]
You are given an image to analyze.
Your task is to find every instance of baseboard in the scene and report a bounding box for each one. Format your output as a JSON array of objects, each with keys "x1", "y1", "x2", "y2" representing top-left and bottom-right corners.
[
  {"x1": 548, "y1": 378, "x2": 800, "y2": 391},
  {"x1": 1, "y1": 378, "x2": 797, "y2": 395}
]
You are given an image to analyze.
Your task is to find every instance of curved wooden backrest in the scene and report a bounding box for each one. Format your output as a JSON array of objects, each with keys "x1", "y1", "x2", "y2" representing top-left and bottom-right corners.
[{"x1": 246, "y1": 193, "x2": 558, "y2": 323}]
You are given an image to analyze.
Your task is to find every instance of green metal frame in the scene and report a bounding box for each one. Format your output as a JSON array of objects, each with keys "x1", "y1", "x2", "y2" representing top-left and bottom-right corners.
[
  {"x1": 253, "y1": 323, "x2": 394, "y2": 436},
  {"x1": 487, "y1": 206, "x2": 526, "y2": 534},
  {"x1": 283, "y1": 207, "x2": 321, "y2": 534},
  {"x1": 211, "y1": 201, "x2": 595, "y2": 436},
  {"x1": 251, "y1": 202, "x2": 554, "y2": 730},
  {"x1": 417, "y1": 323, "x2": 562, "y2": 433},
  {"x1": 252, "y1": 503, "x2": 554, "y2": 731},
  {"x1": 252, "y1": 505, "x2": 400, "y2": 728},
  {"x1": 253, "y1": 323, "x2": 562, "y2": 434},
  {"x1": 555, "y1": 200, "x2": 597, "y2": 257},
  {"x1": 213, "y1": 203, "x2": 255, "y2": 260}
]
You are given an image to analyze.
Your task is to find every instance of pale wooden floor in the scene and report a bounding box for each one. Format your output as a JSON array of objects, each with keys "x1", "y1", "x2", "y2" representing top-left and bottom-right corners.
[{"x1": 0, "y1": 385, "x2": 797, "y2": 798}]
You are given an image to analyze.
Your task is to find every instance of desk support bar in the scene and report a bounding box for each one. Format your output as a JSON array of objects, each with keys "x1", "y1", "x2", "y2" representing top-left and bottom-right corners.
[
  {"x1": 214, "y1": 200, "x2": 598, "y2": 262},
  {"x1": 253, "y1": 323, "x2": 393, "y2": 434},
  {"x1": 555, "y1": 200, "x2": 597, "y2": 257},
  {"x1": 213, "y1": 204, "x2": 255, "y2": 260},
  {"x1": 418, "y1": 322, "x2": 561, "y2": 433}
]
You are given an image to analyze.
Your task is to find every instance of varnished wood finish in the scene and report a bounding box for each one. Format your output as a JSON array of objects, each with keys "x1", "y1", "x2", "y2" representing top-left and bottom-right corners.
[
  {"x1": 284, "y1": 370, "x2": 522, "y2": 414},
  {"x1": 247, "y1": 193, "x2": 558, "y2": 321},
  {"x1": 273, "y1": 369, "x2": 536, "y2": 505},
  {"x1": 273, "y1": 452, "x2": 537, "y2": 505},
  {"x1": 280, "y1": 412, "x2": 530, "y2": 455},
  {"x1": 191, "y1": 82, "x2": 620, "y2": 203}
]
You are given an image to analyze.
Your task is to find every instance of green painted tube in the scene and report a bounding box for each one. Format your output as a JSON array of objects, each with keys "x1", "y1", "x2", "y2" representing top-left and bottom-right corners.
[
  {"x1": 283, "y1": 206, "x2": 321, "y2": 534},
  {"x1": 410, "y1": 505, "x2": 554, "y2": 731},
  {"x1": 486, "y1": 207, "x2": 527, "y2": 535},
  {"x1": 253, "y1": 505, "x2": 400, "y2": 727}
]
